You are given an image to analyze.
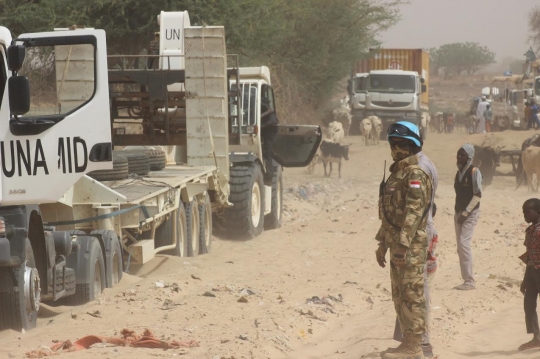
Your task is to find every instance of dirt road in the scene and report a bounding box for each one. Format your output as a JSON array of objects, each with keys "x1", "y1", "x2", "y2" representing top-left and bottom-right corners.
[{"x1": 2, "y1": 129, "x2": 540, "y2": 359}]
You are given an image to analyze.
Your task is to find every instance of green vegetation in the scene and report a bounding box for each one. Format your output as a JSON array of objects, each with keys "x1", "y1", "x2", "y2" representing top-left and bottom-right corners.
[
  {"x1": 0, "y1": 0, "x2": 403, "y2": 123},
  {"x1": 429, "y1": 43, "x2": 496, "y2": 76}
]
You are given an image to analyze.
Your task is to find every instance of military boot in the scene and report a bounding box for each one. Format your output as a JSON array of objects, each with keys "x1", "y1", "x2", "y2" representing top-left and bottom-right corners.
[
  {"x1": 381, "y1": 334, "x2": 424, "y2": 359},
  {"x1": 384, "y1": 343, "x2": 434, "y2": 357},
  {"x1": 380, "y1": 341, "x2": 406, "y2": 356}
]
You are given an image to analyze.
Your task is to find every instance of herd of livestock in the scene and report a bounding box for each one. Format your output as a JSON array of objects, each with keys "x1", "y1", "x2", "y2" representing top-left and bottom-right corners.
[{"x1": 306, "y1": 99, "x2": 540, "y2": 194}]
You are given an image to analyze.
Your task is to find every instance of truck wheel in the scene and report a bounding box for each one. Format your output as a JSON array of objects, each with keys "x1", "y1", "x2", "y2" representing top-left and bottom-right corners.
[
  {"x1": 199, "y1": 192, "x2": 213, "y2": 254},
  {"x1": 69, "y1": 238, "x2": 105, "y2": 305},
  {"x1": 224, "y1": 163, "x2": 265, "y2": 238},
  {"x1": 155, "y1": 206, "x2": 187, "y2": 257},
  {"x1": 264, "y1": 165, "x2": 283, "y2": 230},
  {"x1": 185, "y1": 199, "x2": 200, "y2": 257},
  {"x1": 90, "y1": 230, "x2": 123, "y2": 287},
  {"x1": 87, "y1": 154, "x2": 128, "y2": 181},
  {"x1": 0, "y1": 238, "x2": 39, "y2": 331}
]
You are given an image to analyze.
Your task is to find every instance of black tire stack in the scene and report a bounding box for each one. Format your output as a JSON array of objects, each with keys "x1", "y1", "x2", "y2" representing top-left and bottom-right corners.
[
  {"x1": 121, "y1": 151, "x2": 151, "y2": 175},
  {"x1": 88, "y1": 153, "x2": 128, "y2": 181},
  {"x1": 87, "y1": 149, "x2": 167, "y2": 182}
]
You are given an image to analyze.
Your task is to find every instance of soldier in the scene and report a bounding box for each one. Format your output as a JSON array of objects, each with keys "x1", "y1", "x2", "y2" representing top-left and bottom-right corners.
[{"x1": 376, "y1": 121, "x2": 433, "y2": 359}]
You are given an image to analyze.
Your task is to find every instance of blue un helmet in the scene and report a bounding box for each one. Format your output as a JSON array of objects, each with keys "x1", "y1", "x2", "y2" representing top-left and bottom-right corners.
[{"x1": 387, "y1": 121, "x2": 423, "y2": 147}]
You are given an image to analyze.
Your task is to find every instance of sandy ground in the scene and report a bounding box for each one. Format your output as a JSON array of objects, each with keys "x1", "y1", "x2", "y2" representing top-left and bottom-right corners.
[{"x1": 3, "y1": 128, "x2": 540, "y2": 359}]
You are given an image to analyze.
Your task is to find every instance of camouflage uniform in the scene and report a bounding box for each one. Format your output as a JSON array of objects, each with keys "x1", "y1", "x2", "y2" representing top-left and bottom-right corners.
[{"x1": 376, "y1": 155, "x2": 432, "y2": 338}]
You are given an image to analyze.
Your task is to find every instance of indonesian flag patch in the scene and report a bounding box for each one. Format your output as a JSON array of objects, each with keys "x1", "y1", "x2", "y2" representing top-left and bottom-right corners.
[{"x1": 409, "y1": 180, "x2": 421, "y2": 189}]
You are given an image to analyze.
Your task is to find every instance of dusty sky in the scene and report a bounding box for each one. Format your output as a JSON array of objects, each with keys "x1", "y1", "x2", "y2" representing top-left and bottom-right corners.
[{"x1": 380, "y1": 0, "x2": 537, "y2": 62}]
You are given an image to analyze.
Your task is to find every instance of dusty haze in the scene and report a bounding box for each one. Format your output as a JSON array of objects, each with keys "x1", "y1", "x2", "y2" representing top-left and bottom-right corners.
[{"x1": 381, "y1": 0, "x2": 537, "y2": 61}]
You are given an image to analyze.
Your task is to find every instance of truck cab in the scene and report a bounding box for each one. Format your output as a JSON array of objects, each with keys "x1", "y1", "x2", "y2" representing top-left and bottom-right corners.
[{"x1": 364, "y1": 69, "x2": 426, "y2": 135}]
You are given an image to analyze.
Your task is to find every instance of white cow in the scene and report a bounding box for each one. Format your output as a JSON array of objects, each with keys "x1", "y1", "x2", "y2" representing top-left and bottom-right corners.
[
  {"x1": 324, "y1": 121, "x2": 345, "y2": 143},
  {"x1": 360, "y1": 118, "x2": 373, "y2": 146},
  {"x1": 332, "y1": 108, "x2": 352, "y2": 137},
  {"x1": 369, "y1": 116, "x2": 382, "y2": 145}
]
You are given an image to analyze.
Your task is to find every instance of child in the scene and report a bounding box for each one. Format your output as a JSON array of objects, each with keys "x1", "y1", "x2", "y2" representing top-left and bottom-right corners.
[{"x1": 519, "y1": 198, "x2": 540, "y2": 350}]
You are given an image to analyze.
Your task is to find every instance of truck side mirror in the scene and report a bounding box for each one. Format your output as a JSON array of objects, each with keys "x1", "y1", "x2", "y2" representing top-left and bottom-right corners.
[
  {"x1": 8, "y1": 76, "x2": 30, "y2": 115},
  {"x1": 421, "y1": 84, "x2": 427, "y2": 93},
  {"x1": 347, "y1": 79, "x2": 352, "y2": 94},
  {"x1": 7, "y1": 45, "x2": 25, "y2": 72}
]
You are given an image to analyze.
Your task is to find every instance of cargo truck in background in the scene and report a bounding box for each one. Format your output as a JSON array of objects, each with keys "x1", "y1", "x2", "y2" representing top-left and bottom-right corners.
[
  {"x1": 0, "y1": 11, "x2": 321, "y2": 332},
  {"x1": 348, "y1": 48, "x2": 429, "y2": 139}
]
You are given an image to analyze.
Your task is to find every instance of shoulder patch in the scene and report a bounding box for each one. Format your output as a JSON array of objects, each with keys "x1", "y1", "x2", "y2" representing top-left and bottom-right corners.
[{"x1": 409, "y1": 180, "x2": 421, "y2": 189}]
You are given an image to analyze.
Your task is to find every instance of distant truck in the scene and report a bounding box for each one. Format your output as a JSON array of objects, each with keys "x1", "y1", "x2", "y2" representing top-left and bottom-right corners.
[{"x1": 348, "y1": 48, "x2": 429, "y2": 139}]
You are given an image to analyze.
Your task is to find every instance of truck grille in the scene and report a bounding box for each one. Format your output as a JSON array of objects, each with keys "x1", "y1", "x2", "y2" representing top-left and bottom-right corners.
[{"x1": 372, "y1": 101, "x2": 410, "y2": 108}]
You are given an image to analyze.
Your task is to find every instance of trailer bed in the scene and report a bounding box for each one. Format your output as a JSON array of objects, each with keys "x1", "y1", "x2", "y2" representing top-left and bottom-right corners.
[{"x1": 102, "y1": 165, "x2": 216, "y2": 203}]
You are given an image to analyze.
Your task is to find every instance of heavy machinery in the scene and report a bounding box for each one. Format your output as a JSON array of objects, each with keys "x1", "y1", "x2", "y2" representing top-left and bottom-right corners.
[
  {"x1": 348, "y1": 48, "x2": 429, "y2": 138},
  {"x1": 0, "y1": 11, "x2": 321, "y2": 332}
]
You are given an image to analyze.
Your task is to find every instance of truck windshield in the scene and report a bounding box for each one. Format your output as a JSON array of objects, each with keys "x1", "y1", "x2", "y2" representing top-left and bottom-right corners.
[
  {"x1": 354, "y1": 77, "x2": 368, "y2": 92},
  {"x1": 369, "y1": 75, "x2": 416, "y2": 94}
]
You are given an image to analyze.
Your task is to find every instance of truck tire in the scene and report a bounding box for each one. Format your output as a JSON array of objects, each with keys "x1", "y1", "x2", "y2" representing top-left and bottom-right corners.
[
  {"x1": 264, "y1": 165, "x2": 283, "y2": 230},
  {"x1": 185, "y1": 199, "x2": 200, "y2": 257},
  {"x1": 224, "y1": 162, "x2": 265, "y2": 238},
  {"x1": 121, "y1": 150, "x2": 166, "y2": 172},
  {"x1": 90, "y1": 230, "x2": 123, "y2": 288},
  {"x1": 116, "y1": 151, "x2": 150, "y2": 176},
  {"x1": 68, "y1": 237, "x2": 105, "y2": 305},
  {"x1": 87, "y1": 154, "x2": 128, "y2": 182},
  {"x1": 155, "y1": 205, "x2": 188, "y2": 257},
  {"x1": 199, "y1": 192, "x2": 213, "y2": 255},
  {"x1": 147, "y1": 150, "x2": 167, "y2": 171},
  {"x1": 421, "y1": 126, "x2": 428, "y2": 140},
  {"x1": 0, "y1": 238, "x2": 39, "y2": 331}
]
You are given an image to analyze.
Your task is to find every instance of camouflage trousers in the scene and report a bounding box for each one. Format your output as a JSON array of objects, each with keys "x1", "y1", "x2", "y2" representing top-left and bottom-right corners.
[{"x1": 389, "y1": 242, "x2": 427, "y2": 337}]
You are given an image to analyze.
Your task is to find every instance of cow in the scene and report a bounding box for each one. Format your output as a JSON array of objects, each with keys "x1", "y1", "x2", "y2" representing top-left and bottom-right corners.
[
  {"x1": 521, "y1": 146, "x2": 540, "y2": 192},
  {"x1": 307, "y1": 149, "x2": 321, "y2": 175},
  {"x1": 472, "y1": 145, "x2": 501, "y2": 187},
  {"x1": 369, "y1": 116, "x2": 382, "y2": 144},
  {"x1": 319, "y1": 140, "x2": 351, "y2": 178},
  {"x1": 515, "y1": 134, "x2": 540, "y2": 187},
  {"x1": 360, "y1": 118, "x2": 373, "y2": 146},
  {"x1": 333, "y1": 107, "x2": 352, "y2": 137},
  {"x1": 324, "y1": 121, "x2": 345, "y2": 143}
]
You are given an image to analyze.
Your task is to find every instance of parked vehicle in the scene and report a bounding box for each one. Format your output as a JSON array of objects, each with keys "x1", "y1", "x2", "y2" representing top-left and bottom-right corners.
[
  {"x1": 0, "y1": 11, "x2": 321, "y2": 332},
  {"x1": 348, "y1": 48, "x2": 429, "y2": 138}
]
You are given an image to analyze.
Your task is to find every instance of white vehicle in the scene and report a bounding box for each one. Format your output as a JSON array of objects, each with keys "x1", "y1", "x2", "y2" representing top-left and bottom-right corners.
[
  {"x1": 348, "y1": 48, "x2": 429, "y2": 138},
  {"x1": 0, "y1": 11, "x2": 321, "y2": 332},
  {"x1": 348, "y1": 72, "x2": 368, "y2": 111}
]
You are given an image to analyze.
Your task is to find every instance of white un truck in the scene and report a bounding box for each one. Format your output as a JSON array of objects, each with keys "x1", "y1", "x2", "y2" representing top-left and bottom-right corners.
[{"x1": 0, "y1": 11, "x2": 321, "y2": 331}]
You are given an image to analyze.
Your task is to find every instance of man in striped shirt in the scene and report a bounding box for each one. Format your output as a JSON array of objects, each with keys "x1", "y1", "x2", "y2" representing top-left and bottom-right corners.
[{"x1": 518, "y1": 198, "x2": 540, "y2": 351}]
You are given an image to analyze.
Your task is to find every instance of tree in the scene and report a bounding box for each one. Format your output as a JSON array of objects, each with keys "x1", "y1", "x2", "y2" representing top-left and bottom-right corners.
[
  {"x1": 0, "y1": 0, "x2": 403, "y2": 122},
  {"x1": 430, "y1": 42, "x2": 496, "y2": 76},
  {"x1": 529, "y1": 5, "x2": 540, "y2": 52}
]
